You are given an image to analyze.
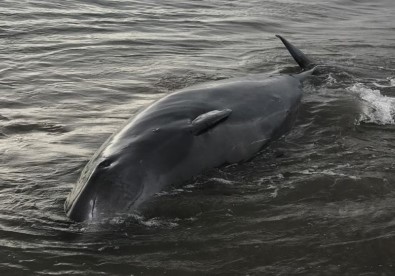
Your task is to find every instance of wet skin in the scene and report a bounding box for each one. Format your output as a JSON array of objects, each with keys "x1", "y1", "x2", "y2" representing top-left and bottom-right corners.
[{"x1": 65, "y1": 35, "x2": 315, "y2": 221}]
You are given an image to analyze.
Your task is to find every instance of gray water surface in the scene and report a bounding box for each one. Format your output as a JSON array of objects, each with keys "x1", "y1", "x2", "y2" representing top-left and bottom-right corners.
[{"x1": 1, "y1": 0, "x2": 395, "y2": 275}]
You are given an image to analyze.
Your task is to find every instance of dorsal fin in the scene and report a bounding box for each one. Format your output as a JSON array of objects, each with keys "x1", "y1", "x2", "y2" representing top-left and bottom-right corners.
[
  {"x1": 190, "y1": 109, "x2": 232, "y2": 135},
  {"x1": 276, "y1": 34, "x2": 314, "y2": 70}
]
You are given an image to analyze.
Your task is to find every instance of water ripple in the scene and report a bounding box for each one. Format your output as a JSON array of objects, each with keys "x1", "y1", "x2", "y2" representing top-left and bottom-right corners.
[{"x1": 1, "y1": 0, "x2": 395, "y2": 274}]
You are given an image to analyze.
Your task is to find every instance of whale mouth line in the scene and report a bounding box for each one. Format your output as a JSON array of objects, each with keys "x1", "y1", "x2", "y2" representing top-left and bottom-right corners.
[
  {"x1": 90, "y1": 196, "x2": 97, "y2": 220},
  {"x1": 125, "y1": 182, "x2": 145, "y2": 211}
]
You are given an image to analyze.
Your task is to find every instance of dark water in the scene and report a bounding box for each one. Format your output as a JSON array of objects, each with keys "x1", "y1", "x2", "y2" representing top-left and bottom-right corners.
[{"x1": 1, "y1": 0, "x2": 395, "y2": 275}]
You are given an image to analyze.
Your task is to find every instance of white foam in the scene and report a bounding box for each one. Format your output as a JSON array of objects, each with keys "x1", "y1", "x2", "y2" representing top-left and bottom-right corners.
[
  {"x1": 141, "y1": 218, "x2": 179, "y2": 228},
  {"x1": 348, "y1": 83, "x2": 395, "y2": 125},
  {"x1": 326, "y1": 73, "x2": 337, "y2": 85},
  {"x1": 299, "y1": 168, "x2": 358, "y2": 179},
  {"x1": 256, "y1": 173, "x2": 284, "y2": 185},
  {"x1": 209, "y1": 178, "x2": 235, "y2": 185}
]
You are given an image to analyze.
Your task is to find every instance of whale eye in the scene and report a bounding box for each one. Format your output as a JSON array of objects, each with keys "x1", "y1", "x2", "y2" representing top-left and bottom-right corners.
[{"x1": 98, "y1": 159, "x2": 112, "y2": 168}]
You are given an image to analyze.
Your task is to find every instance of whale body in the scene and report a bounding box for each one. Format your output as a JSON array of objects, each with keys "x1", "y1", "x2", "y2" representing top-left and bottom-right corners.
[{"x1": 65, "y1": 35, "x2": 315, "y2": 221}]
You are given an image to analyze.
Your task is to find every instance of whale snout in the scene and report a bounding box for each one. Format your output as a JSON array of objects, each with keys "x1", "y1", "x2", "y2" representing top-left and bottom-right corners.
[
  {"x1": 65, "y1": 193, "x2": 97, "y2": 222},
  {"x1": 64, "y1": 175, "x2": 100, "y2": 222},
  {"x1": 65, "y1": 185, "x2": 127, "y2": 222},
  {"x1": 65, "y1": 165, "x2": 145, "y2": 222}
]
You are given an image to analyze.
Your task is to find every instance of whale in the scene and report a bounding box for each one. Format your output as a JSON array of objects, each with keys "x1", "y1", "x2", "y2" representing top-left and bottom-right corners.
[{"x1": 65, "y1": 35, "x2": 316, "y2": 222}]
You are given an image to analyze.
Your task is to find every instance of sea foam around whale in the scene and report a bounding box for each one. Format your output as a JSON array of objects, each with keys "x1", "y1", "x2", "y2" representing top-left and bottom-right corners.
[{"x1": 349, "y1": 81, "x2": 395, "y2": 125}]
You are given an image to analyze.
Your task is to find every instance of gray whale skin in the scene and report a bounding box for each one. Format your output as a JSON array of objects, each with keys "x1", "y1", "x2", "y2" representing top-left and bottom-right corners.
[{"x1": 65, "y1": 35, "x2": 316, "y2": 221}]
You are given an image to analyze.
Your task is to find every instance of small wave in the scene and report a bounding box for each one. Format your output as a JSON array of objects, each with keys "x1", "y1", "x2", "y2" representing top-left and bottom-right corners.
[
  {"x1": 372, "y1": 77, "x2": 395, "y2": 88},
  {"x1": 348, "y1": 83, "x2": 395, "y2": 125},
  {"x1": 1, "y1": 121, "x2": 70, "y2": 134},
  {"x1": 0, "y1": 114, "x2": 10, "y2": 121},
  {"x1": 298, "y1": 168, "x2": 359, "y2": 180},
  {"x1": 112, "y1": 213, "x2": 180, "y2": 228},
  {"x1": 74, "y1": 212, "x2": 181, "y2": 232}
]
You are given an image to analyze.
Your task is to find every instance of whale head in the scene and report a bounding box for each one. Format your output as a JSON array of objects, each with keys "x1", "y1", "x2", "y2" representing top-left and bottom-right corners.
[
  {"x1": 64, "y1": 123, "x2": 194, "y2": 222},
  {"x1": 64, "y1": 151, "x2": 146, "y2": 222}
]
